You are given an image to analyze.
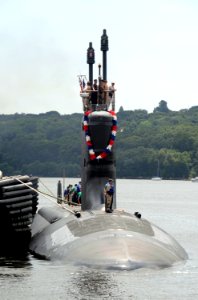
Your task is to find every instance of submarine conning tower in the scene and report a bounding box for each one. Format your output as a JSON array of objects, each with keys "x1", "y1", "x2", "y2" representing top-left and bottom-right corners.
[{"x1": 80, "y1": 30, "x2": 117, "y2": 211}]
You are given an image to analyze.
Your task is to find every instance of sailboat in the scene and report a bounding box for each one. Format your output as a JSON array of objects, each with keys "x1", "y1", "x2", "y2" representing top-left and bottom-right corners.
[
  {"x1": 191, "y1": 176, "x2": 198, "y2": 182},
  {"x1": 152, "y1": 159, "x2": 162, "y2": 180}
]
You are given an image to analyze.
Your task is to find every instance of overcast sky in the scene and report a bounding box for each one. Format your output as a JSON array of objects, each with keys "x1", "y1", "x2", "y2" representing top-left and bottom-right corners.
[{"x1": 0, "y1": 0, "x2": 198, "y2": 115}]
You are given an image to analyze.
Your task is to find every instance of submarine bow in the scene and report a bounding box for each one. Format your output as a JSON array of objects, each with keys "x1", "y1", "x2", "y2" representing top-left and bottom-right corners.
[{"x1": 30, "y1": 207, "x2": 187, "y2": 269}]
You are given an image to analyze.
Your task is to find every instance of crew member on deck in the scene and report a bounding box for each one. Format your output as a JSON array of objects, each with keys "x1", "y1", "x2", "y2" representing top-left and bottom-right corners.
[
  {"x1": 109, "y1": 82, "x2": 115, "y2": 98},
  {"x1": 104, "y1": 178, "x2": 114, "y2": 213},
  {"x1": 85, "y1": 81, "x2": 92, "y2": 92},
  {"x1": 64, "y1": 184, "x2": 73, "y2": 203},
  {"x1": 93, "y1": 79, "x2": 98, "y2": 91},
  {"x1": 98, "y1": 79, "x2": 108, "y2": 105},
  {"x1": 90, "y1": 79, "x2": 98, "y2": 106},
  {"x1": 107, "y1": 82, "x2": 115, "y2": 109},
  {"x1": 82, "y1": 81, "x2": 92, "y2": 110}
]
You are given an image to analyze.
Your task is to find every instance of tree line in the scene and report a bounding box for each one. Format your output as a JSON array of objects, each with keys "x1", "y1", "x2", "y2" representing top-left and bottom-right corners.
[{"x1": 0, "y1": 102, "x2": 198, "y2": 179}]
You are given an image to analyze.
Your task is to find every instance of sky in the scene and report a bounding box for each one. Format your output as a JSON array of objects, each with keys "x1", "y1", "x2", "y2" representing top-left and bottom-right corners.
[{"x1": 0, "y1": 0, "x2": 198, "y2": 115}]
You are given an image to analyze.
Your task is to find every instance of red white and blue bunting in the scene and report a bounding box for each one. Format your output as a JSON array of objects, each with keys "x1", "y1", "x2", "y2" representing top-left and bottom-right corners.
[{"x1": 83, "y1": 110, "x2": 117, "y2": 160}]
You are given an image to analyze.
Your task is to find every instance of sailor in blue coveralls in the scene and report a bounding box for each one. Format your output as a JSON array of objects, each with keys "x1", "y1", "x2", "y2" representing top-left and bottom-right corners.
[{"x1": 104, "y1": 178, "x2": 114, "y2": 213}]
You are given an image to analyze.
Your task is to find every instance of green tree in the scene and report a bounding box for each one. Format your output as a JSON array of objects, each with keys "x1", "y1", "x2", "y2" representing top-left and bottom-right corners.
[{"x1": 153, "y1": 100, "x2": 170, "y2": 113}]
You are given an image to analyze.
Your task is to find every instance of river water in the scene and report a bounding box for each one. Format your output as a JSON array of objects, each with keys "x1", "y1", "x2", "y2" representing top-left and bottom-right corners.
[{"x1": 0, "y1": 178, "x2": 198, "y2": 299}]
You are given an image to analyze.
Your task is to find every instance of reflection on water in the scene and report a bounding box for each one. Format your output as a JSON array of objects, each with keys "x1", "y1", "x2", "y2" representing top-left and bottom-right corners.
[
  {"x1": 0, "y1": 254, "x2": 32, "y2": 269},
  {"x1": 0, "y1": 254, "x2": 32, "y2": 284},
  {"x1": 72, "y1": 269, "x2": 115, "y2": 298},
  {"x1": 70, "y1": 267, "x2": 142, "y2": 299}
]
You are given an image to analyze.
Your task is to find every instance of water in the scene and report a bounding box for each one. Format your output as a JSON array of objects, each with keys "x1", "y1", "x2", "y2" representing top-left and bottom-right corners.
[{"x1": 0, "y1": 179, "x2": 198, "y2": 299}]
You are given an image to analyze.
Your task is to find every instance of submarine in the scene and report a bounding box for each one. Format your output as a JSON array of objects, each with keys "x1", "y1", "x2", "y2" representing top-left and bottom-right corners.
[{"x1": 29, "y1": 30, "x2": 188, "y2": 270}]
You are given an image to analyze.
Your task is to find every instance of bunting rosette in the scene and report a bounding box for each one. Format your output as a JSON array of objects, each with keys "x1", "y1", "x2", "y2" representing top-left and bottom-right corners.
[{"x1": 83, "y1": 110, "x2": 117, "y2": 160}]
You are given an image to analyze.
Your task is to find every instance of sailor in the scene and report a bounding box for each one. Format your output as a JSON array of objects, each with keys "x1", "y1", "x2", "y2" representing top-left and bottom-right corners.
[
  {"x1": 98, "y1": 79, "x2": 108, "y2": 105},
  {"x1": 85, "y1": 81, "x2": 92, "y2": 91},
  {"x1": 104, "y1": 178, "x2": 114, "y2": 213},
  {"x1": 71, "y1": 184, "x2": 79, "y2": 204},
  {"x1": 107, "y1": 82, "x2": 115, "y2": 109},
  {"x1": 83, "y1": 81, "x2": 92, "y2": 109},
  {"x1": 90, "y1": 79, "x2": 98, "y2": 106},
  {"x1": 64, "y1": 187, "x2": 68, "y2": 200},
  {"x1": 109, "y1": 82, "x2": 115, "y2": 98},
  {"x1": 64, "y1": 184, "x2": 72, "y2": 203},
  {"x1": 66, "y1": 184, "x2": 73, "y2": 205},
  {"x1": 93, "y1": 79, "x2": 98, "y2": 91},
  {"x1": 77, "y1": 191, "x2": 81, "y2": 204}
]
